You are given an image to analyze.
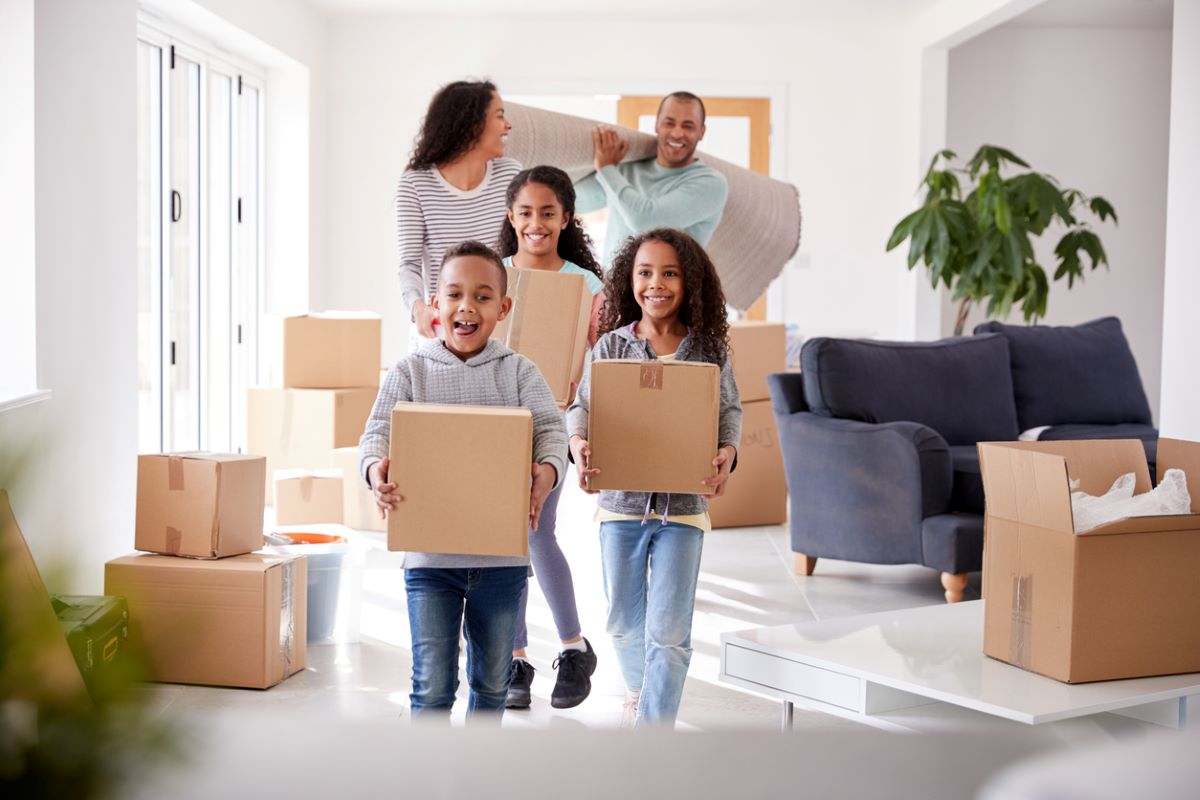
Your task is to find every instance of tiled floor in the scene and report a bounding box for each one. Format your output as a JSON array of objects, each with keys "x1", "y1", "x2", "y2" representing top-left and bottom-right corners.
[{"x1": 142, "y1": 480, "x2": 980, "y2": 730}]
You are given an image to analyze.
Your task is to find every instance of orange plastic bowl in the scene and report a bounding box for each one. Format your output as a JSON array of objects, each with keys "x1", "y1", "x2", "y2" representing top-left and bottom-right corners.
[{"x1": 273, "y1": 532, "x2": 346, "y2": 546}]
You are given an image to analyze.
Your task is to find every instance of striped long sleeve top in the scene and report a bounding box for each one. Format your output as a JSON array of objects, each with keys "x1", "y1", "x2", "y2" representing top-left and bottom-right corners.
[{"x1": 395, "y1": 157, "x2": 523, "y2": 316}]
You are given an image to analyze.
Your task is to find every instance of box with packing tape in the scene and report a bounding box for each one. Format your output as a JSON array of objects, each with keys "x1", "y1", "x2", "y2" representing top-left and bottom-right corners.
[
  {"x1": 978, "y1": 438, "x2": 1200, "y2": 683},
  {"x1": 728, "y1": 321, "x2": 786, "y2": 403},
  {"x1": 709, "y1": 399, "x2": 786, "y2": 528},
  {"x1": 274, "y1": 470, "x2": 344, "y2": 525},
  {"x1": 247, "y1": 386, "x2": 376, "y2": 503},
  {"x1": 387, "y1": 403, "x2": 532, "y2": 557},
  {"x1": 587, "y1": 359, "x2": 719, "y2": 494},
  {"x1": 282, "y1": 312, "x2": 381, "y2": 389},
  {"x1": 104, "y1": 552, "x2": 306, "y2": 689},
  {"x1": 330, "y1": 447, "x2": 386, "y2": 532},
  {"x1": 491, "y1": 267, "x2": 592, "y2": 406},
  {"x1": 134, "y1": 453, "x2": 266, "y2": 559}
]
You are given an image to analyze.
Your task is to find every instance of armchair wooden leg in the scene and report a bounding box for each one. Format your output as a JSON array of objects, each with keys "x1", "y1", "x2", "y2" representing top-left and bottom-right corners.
[
  {"x1": 794, "y1": 554, "x2": 818, "y2": 577},
  {"x1": 941, "y1": 572, "x2": 968, "y2": 604}
]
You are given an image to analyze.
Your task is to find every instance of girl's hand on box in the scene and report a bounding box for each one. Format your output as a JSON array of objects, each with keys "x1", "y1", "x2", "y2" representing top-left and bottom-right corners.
[
  {"x1": 702, "y1": 445, "x2": 737, "y2": 497},
  {"x1": 413, "y1": 300, "x2": 438, "y2": 338},
  {"x1": 369, "y1": 456, "x2": 403, "y2": 518},
  {"x1": 570, "y1": 435, "x2": 600, "y2": 494},
  {"x1": 529, "y1": 463, "x2": 557, "y2": 530}
]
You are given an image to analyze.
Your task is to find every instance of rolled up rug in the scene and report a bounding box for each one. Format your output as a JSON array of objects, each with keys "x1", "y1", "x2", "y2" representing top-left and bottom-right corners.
[{"x1": 504, "y1": 101, "x2": 802, "y2": 311}]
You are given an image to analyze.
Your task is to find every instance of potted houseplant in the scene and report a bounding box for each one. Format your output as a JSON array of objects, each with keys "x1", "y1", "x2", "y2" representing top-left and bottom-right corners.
[{"x1": 887, "y1": 144, "x2": 1117, "y2": 335}]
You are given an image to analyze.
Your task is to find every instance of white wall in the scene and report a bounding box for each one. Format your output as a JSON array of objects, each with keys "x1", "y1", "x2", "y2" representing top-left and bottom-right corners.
[
  {"x1": 0, "y1": 0, "x2": 140, "y2": 592},
  {"x1": 1160, "y1": 0, "x2": 1200, "y2": 439},
  {"x1": 321, "y1": 15, "x2": 920, "y2": 364},
  {"x1": 943, "y1": 25, "x2": 1172, "y2": 420}
]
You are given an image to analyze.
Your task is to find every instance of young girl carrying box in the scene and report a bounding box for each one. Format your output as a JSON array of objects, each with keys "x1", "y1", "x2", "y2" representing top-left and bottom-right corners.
[
  {"x1": 494, "y1": 166, "x2": 604, "y2": 710},
  {"x1": 565, "y1": 228, "x2": 742, "y2": 727}
]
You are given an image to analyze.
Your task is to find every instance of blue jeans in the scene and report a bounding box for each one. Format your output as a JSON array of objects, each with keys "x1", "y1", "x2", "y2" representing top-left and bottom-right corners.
[
  {"x1": 404, "y1": 566, "x2": 527, "y2": 719},
  {"x1": 599, "y1": 519, "x2": 704, "y2": 727}
]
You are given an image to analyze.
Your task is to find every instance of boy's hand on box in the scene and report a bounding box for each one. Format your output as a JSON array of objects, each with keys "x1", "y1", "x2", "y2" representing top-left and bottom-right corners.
[
  {"x1": 570, "y1": 435, "x2": 600, "y2": 494},
  {"x1": 529, "y1": 463, "x2": 557, "y2": 530},
  {"x1": 369, "y1": 456, "x2": 403, "y2": 519},
  {"x1": 702, "y1": 445, "x2": 737, "y2": 497}
]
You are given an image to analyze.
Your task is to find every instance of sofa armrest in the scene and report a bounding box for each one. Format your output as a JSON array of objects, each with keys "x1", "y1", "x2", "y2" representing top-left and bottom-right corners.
[
  {"x1": 775, "y1": 411, "x2": 952, "y2": 565},
  {"x1": 768, "y1": 372, "x2": 808, "y2": 414}
]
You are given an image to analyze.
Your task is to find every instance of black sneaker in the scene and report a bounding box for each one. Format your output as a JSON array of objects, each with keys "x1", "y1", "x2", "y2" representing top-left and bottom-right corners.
[
  {"x1": 506, "y1": 658, "x2": 535, "y2": 709},
  {"x1": 551, "y1": 638, "x2": 598, "y2": 709}
]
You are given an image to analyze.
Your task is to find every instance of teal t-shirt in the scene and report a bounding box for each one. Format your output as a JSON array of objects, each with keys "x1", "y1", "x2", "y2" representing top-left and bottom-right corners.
[{"x1": 501, "y1": 256, "x2": 604, "y2": 296}]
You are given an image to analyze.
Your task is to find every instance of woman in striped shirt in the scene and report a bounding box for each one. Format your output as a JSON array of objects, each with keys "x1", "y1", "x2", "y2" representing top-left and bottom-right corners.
[{"x1": 397, "y1": 80, "x2": 522, "y2": 342}]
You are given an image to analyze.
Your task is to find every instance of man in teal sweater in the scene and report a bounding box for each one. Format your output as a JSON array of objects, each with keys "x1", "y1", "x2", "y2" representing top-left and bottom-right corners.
[{"x1": 575, "y1": 92, "x2": 729, "y2": 265}]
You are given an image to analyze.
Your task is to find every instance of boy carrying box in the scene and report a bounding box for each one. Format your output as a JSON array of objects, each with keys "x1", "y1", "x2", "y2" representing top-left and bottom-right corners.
[{"x1": 358, "y1": 241, "x2": 567, "y2": 720}]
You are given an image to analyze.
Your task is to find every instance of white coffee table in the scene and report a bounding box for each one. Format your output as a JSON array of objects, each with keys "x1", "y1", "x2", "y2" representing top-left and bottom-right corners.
[{"x1": 720, "y1": 600, "x2": 1200, "y2": 732}]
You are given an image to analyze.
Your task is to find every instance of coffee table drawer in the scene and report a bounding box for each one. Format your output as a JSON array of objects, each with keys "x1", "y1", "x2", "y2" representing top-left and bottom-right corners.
[{"x1": 725, "y1": 644, "x2": 861, "y2": 711}]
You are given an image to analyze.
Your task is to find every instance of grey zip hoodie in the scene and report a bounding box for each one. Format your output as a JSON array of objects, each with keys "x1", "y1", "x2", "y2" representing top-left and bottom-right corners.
[
  {"x1": 359, "y1": 337, "x2": 567, "y2": 569},
  {"x1": 565, "y1": 323, "x2": 742, "y2": 518}
]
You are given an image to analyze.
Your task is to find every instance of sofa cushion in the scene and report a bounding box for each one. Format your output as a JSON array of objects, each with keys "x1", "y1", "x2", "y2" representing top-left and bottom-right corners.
[
  {"x1": 800, "y1": 335, "x2": 1020, "y2": 446},
  {"x1": 974, "y1": 317, "x2": 1152, "y2": 429},
  {"x1": 921, "y1": 513, "x2": 984, "y2": 575},
  {"x1": 948, "y1": 445, "x2": 985, "y2": 513},
  {"x1": 1039, "y1": 422, "x2": 1158, "y2": 477}
]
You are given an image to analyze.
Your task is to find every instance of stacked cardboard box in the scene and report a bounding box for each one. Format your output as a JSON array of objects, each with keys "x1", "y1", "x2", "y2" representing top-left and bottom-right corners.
[
  {"x1": 709, "y1": 321, "x2": 788, "y2": 527},
  {"x1": 249, "y1": 312, "x2": 382, "y2": 503},
  {"x1": 274, "y1": 470, "x2": 344, "y2": 525},
  {"x1": 492, "y1": 267, "x2": 592, "y2": 405},
  {"x1": 331, "y1": 447, "x2": 386, "y2": 532},
  {"x1": 105, "y1": 452, "x2": 307, "y2": 689},
  {"x1": 978, "y1": 438, "x2": 1200, "y2": 683}
]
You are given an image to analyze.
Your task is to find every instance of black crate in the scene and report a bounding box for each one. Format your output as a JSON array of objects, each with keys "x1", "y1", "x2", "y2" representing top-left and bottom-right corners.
[{"x1": 50, "y1": 594, "x2": 130, "y2": 698}]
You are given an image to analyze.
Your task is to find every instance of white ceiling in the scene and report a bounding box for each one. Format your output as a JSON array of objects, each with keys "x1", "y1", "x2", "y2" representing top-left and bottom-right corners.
[{"x1": 1010, "y1": 0, "x2": 1173, "y2": 28}]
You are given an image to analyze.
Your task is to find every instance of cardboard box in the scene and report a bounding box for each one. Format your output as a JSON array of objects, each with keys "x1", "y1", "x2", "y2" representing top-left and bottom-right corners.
[
  {"x1": 274, "y1": 470, "x2": 344, "y2": 525},
  {"x1": 728, "y1": 321, "x2": 786, "y2": 403},
  {"x1": 282, "y1": 312, "x2": 382, "y2": 389},
  {"x1": 247, "y1": 386, "x2": 377, "y2": 503},
  {"x1": 330, "y1": 447, "x2": 386, "y2": 532},
  {"x1": 491, "y1": 267, "x2": 592, "y2": 404},
  {"x1": 709, "y1": 399, "x2": 787, "y2": 528},
  {"x1": 388, "y1": 403, "x2": 532, "y2": 557},
  {"x1": 104, "y1": 552, "x2": 307, "y2": 689},
  {"x1": 587, "y1": 359, "x2": 719, "y2": 494},
  {"x1": 135, "y1": 453, "x2": 266, "y2": 558},
  {"x1": 978, "y1": 438, "x2": 1200, "y2": 683}
]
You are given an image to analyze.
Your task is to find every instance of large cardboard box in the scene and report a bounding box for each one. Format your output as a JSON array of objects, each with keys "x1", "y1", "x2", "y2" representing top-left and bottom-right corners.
[
  {"x1": 274, "y1": 470, "x2": 344, "y2": 525},
  {"x1": 135, "y1": 453, "x2": 266, "y2": 558},
  {"x1": 492, "y1": 267, "x2": 592, "y2": 405},
  {"x1": 588, "y1": 359, "x2": 719, "y2": 494},
  {"x1": 709, "y1": 399, "x2": 787, "y2": 528},
  {"x1": 388, "y1": 403, "x2": 532, "y2": 557},
  {"x1": 728, "y1": 321, "x2": 786, "y2": 403},
  {"x1": 247, "y1": 386, "x2": 377, "y2": 503},
  {"x1": 330, "y1": 447, "x2": 386, "y2": 532},
  {"x1": 104, "y1": 552, "x2": 307, "y2": 689},
  {"x1": 978, "y1": 438, "x2": 1200, "y2": 683},
  {"x1": 283, "y1": 312, "x2": 381, "y2": 389}
]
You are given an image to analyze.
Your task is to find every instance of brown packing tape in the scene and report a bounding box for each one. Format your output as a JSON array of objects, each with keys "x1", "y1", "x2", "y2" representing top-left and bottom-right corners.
[
  {"x1": 165, "y1": 526, "x2": 183, "y2": 555},
  {"x1": 1008, "y1": 574, "x2": 1033, "y2": 669},
  {"x1": 168, "y1": 456, "x2": 185, "y2": 491},
  {"x1": 299, "y1": 474, "x2": 313, "y2": 502},
  {"x1": 640, "y1": 362, "x2": 664, "y2": 390}
]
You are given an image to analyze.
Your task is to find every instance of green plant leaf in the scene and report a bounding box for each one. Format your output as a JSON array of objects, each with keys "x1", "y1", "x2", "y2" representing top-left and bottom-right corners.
[
  {"x1": 1090, "y1": 195, "x2": 1118, "y2": 224},
  {"x1": 886, "y1": 208, "x2": 922, "y2": 252}
]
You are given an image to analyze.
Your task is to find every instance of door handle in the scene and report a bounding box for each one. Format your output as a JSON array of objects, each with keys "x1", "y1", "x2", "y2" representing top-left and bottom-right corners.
[{"x1": 171, "y1": 190, "x2": 182, "y2": 222}]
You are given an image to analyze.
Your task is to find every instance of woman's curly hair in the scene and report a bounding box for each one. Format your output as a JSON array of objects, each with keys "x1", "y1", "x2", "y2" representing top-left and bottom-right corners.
[
  {"x1": 497, "y1": 166, "x2": 603, "y2": 280},
  {"x1": 599, "y1": 228, "x2": 730, "y2": 366},
  {"x1": 406, "y1": 80, "x2": 497, "y2": 171}
]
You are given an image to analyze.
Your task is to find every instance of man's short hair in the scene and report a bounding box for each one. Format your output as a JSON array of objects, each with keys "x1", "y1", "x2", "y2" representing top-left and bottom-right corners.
[
  {"x1": 439, "y1": 240, "x2": 508, "y2": 297},
  {"x1": 657, "y1": 91, "x2": 706, "y2": 124}
]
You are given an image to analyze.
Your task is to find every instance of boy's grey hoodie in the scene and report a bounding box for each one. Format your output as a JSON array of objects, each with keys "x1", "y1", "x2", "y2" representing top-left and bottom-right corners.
[
  {"x1": 565, "y1": 323, "x2": 742, "y2": 518},
  {"x1": 359, "y1": 338, "x2": 567, "y2": 569}
]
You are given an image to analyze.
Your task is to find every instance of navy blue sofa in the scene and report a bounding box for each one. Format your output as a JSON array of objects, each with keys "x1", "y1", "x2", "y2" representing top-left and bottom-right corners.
[{"x1": 768, "y1": 317, "x2": 1155, "y2": 602}]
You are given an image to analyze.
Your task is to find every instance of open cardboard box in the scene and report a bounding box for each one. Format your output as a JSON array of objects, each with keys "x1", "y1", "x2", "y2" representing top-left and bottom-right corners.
[{"x1": 978, "y1": 438, "x2": 1200, "y2": 683}]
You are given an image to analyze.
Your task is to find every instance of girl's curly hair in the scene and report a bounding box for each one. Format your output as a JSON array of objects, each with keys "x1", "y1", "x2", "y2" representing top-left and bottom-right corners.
[
  {"x1": 406, "y1": 80, "x2": 497, "y2": 171},
  {"x1": 599, "y1": 228, "x2": 730, "y2": 366},
  {"x1": 497, "y1": 166, "x2": 603, "y2": 280}
]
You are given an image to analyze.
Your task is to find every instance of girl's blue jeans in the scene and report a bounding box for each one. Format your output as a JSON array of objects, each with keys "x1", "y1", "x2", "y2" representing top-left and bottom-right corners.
[
  {"x1": 599, "y1": 518, "x2": 705, "y2": 727},
  {"x1": 404, "y1": 566, "x2": 527, "y2": 719}
]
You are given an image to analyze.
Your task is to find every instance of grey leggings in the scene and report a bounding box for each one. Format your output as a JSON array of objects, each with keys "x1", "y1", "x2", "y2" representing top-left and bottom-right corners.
[{"x1": 513, "y1": 480, "x2": 582, "y2": 650}]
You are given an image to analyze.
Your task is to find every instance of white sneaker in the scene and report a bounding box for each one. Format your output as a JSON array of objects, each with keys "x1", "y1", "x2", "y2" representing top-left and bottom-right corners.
[{"x1": 620, "y1": 692, "x2": 640, "y2": 729}]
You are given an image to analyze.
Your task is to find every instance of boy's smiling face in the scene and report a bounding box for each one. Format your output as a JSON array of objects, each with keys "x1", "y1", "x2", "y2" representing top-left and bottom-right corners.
[{"x1": 433, "y1": 255, "x2": 512, "y2": 359}]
